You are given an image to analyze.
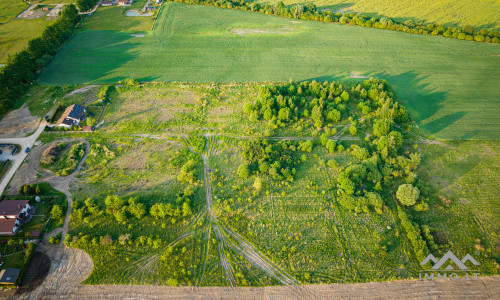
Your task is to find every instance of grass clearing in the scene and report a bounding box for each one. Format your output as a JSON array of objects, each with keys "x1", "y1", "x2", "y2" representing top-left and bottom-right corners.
[
  {"x1": 0, "y1": 19, "x2": 51, "y2": 64},
  {"x1": 29, "y1": 80, "x2": 499, "y2": 286},
  {"x1": 79, "y1": 0, "x2": 157, "y2": 32},
  {"x1": 38, "y1": 2, "x2": 500, "y2": 139},
  {"x1": 258, "y1": 0, "x2": 500, "y2": 29}
]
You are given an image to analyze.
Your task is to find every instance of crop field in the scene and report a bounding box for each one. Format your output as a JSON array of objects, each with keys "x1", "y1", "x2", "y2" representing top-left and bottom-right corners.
[
  {"x1": 38, "y1": 2, "x2": 500, "y2": 140},
  {"x1": 0, "y1": 19, "x2": 51, "y2": 64},
  {"x1": 258, "y1": 0, "x2": 500, "y2": 29}
]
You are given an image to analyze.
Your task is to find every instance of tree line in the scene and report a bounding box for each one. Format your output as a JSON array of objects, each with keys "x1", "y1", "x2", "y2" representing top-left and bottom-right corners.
[
  {"x1": 0, "y1": 5, "x2": 80, "y2": 116},
  {"x1": 168, "y1": 0, "x2": 500, "y2": 44}
]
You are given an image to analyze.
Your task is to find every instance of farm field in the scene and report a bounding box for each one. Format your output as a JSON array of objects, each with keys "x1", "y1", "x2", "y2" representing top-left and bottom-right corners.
[
  {"x1": 38, "y1": 2, "x2": 500, "y2": 140},
  {"x1": 0, "y1": 19, "x2": 51, "y2": 64},
  {"x1": 24, "y1": 81, "x2": 498, "y2": 287},
  {"x1": 258, "y1": 0, "x2": 500, "y2": 29}
]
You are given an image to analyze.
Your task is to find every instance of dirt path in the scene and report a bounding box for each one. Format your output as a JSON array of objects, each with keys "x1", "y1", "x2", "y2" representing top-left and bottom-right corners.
[{"x1": 15, "y1": 274, "x2": 500, "y2": 299}]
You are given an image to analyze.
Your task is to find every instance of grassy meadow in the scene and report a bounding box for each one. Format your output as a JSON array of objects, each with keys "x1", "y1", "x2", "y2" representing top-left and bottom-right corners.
[
  {"x1": 28, "y1": 82, "x2": 498, "y2": 286},
  {"x1": 38, "y1": 2, "x2": 500, "y2": 140},
  {"x1": 0, "y1": 19, "x2": 51, "y2": 64},
  {"x1": 79, "y1": 0, "x2": 157, "y2": 32},
  {"x1": 258, "y1": 0, "x2": 500, "y2": 29}
]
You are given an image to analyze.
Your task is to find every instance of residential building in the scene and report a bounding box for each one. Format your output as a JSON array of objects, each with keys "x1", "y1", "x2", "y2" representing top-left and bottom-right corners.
[{"x1": 55, "y1": 104, "x2": 86, "y2": 128}]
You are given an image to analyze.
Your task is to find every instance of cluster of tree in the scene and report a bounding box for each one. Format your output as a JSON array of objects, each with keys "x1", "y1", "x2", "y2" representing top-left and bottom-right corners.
[
  {"x1": 239, "y1": 139, "x2": 307, "y2": 181},
  {"x1": 64, "y1": 231, "x2": 173, "y2": 251},
  {"x1": 50, "y1": 204, "x2": 64, "y2": 222},
  {"x1": 150, "y1": 188, "x2": 193, "y2": 223},
  {"x1": 244, "y1": 81, "x2": 349, "y2": 129},
  {"x1": 104, "y1": 196, "x2": 147, "y2": 223},
  {"x1": 168, "y1": 0, "x2": 500, "y2": 44},
  {"x1": 334, "y1": 154, "x2": 385, "y2": 213},
  {"x1": 0, "y1": 5, "x2": 80, "y2": 116},
  {"x1": 177, "y1": 159, "x2": 198, "y2": 184},
  {"x1": 72, "y1": 191, "x2": 193, "y2": 225},
  {"x1": 19, "y1": 184, "x2": 42, "y2": 195},
  {"x1": 397, "y1": 207, "x2": 428, "y2": 262},
  {"x1": 76, "y1": 0, "x2": 99, "y2": 12}
]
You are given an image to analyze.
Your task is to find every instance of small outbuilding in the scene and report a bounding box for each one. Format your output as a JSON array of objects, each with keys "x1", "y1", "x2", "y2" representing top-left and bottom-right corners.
[{"x1": 0, "y1": 268, "x2": 21, "y2": 285}]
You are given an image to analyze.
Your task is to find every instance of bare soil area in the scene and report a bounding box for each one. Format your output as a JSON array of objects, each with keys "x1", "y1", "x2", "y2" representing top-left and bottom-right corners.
[
  {"x1": 0, "y1": 105, "x2": 39, "y2": 138},
  {"x1": 231, "y1": 26, "x2": 299, "y2": 36},
  {"x1": 349, "y1": 71, "x2": 369, "y2": 79},
  {"x1": 64, "y1": 85, "x2": 99, "y2": 97}
]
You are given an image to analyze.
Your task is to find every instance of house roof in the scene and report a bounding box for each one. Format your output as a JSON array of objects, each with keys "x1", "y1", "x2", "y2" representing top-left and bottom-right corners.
[
  {"x1": 0, "y1": 200, "x2": 29, "y2": 216},
  {"x1": 31, "y1": 231, "x2": 41, "y2": 237},
  {"x1": 61, "y1": 118, "x2": 74, "y2": 126},
  {"x1": 0, "y1": 268, "x2": 20, "y2": 284},
  {"x1": 56, "y1": 104, "x2": 85, "y2": 126},
  {"x1": 0, "y1": 218, "x2": 17, "y2": 234}
]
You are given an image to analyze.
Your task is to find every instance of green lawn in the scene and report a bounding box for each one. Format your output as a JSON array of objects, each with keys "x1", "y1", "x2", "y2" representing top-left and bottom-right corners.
[
  {"x1": 0, "y1": 19, "x2": 51, "y2": 64},
  {"x1": 79, "y1": 0, "x2": 156, "y2": 32},
  {"x1": 38, "y1": 2, "x2": 500, "y2": 139},
  {"x1": 258, "y1": 0, "x2": 500, "y2": 29}
]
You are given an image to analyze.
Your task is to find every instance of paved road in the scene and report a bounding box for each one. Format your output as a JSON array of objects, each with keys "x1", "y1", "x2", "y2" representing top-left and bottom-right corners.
[{"x1": 0, "y1": 120, "x2": 46, "y2": 195}]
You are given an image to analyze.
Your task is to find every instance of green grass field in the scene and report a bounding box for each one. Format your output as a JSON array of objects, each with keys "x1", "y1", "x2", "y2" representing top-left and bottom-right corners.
[
  {"x1": 0, "y1": 19, "x2": 51, "y2": 64},
  {"x1": 258, "y1": 0, "x2": 500, "y2": 29},
  {"x1": 38, "y1": 2, "x2": 500, "y2": 140},
  {"x1": 79, "y1": 0, "x2": 156, "y2": 32}
]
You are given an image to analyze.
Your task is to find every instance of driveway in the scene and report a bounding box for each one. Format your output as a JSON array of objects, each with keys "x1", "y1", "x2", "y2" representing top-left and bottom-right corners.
[{"x1": 0, "y1": 120, "x2": 47, "y2": 195}]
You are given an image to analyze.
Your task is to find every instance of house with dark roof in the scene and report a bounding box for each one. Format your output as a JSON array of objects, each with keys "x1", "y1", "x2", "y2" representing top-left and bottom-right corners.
[
  {"x1": 101, "y1": 0, "x2": 115, "y2": 6},
  {"x1": 55, "y1": 104, "x2": 86, "y2": 128},
  {"x1": 0, "y1": 268, "x2": 21, "y2": 284},
  {"x1": 117, "y1": 0, "x2": 133, "y2": 6},
  {"x1": 0, "y1": 200, "x2": 32, "y2": 235}
]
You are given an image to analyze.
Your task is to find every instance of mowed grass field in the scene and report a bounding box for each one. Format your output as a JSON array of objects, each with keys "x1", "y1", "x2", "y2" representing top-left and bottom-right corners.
[
  {"x1": 38, "y1": 2, "x2": 500, "y2": 139},
  {"x1": 259, "y1": 0, "x2": 500, "y2": 29},
  {"x1": 0, "y1": 19, "x2": 51, "y2": 63}
]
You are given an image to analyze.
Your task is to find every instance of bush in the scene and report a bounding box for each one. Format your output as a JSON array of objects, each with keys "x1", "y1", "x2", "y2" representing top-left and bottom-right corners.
[{"x1": 396, "y1": 184, "x2": 420, "y2": 206}]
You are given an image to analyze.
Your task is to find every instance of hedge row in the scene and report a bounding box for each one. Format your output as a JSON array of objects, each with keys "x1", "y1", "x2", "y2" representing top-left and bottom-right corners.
[{"x1": 0, "y1": 5, "x2": 80, "y2": 116}]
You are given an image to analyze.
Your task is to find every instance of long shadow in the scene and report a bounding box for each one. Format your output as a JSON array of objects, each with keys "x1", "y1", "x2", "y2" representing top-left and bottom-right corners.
[
  {"x1": 37, "y1": 30, "x2": 142, "y2": 85},
  {"x1": 305, "y1": 70, "x2": 462, "y2": 136}
]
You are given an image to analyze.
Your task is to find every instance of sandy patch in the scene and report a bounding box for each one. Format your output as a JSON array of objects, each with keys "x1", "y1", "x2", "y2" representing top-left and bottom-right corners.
[
  {"x1": 231, "y1": 26, "x2": 299, "y2": 36},
  {"x1": 131, "y1": 33, "x2": 146, "y2": 37},
  {"x1": 0, "y1": 104, "x2": 39, "y2": 138},
  {"x1": 349, "y1": 71, "x2": 369, "y2": 79},
  {"x1": 64, "y1": 85, "x2": 99, "y2": 97},
  {"x1": 290, "y1": 21, "x2": 301, "y2": 24},
  {"x1": 17, "y1": 5, "x2": 49, "y2": 20}
]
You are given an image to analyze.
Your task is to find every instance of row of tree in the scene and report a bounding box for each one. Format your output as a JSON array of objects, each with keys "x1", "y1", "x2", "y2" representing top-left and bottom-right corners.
[
  {"x1": 71, "y1": 193, "x2": 193, "y2": 224},
  {"x1": 0, "y1": 5, "x2": 80, "y2": 116},
  {"x1": 169, "y1": 0, "x2": 500, "y2": 43}
]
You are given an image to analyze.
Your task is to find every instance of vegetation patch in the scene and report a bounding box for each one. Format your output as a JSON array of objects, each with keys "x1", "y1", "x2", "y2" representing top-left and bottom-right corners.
[
  {"x1": 35, "y1": 81, "x2": 498, "y2": 286},
  {"x1": 41, "y1": 141, "x2": 86, "y2": 176}
]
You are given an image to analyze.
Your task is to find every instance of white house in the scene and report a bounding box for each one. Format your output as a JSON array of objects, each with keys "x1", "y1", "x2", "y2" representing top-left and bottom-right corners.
[{"x1": 0, "y1": 200, "x2": 31, "y2": 235}]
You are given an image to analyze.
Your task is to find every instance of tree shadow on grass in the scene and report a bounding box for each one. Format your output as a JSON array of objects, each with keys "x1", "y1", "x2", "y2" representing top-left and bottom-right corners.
[
  {"x1": 38, "y1": 30, "x2": 142, "y2": 85},
  {"x1": 305, "y1": 70, "x2": 464, "y2": 136}
]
